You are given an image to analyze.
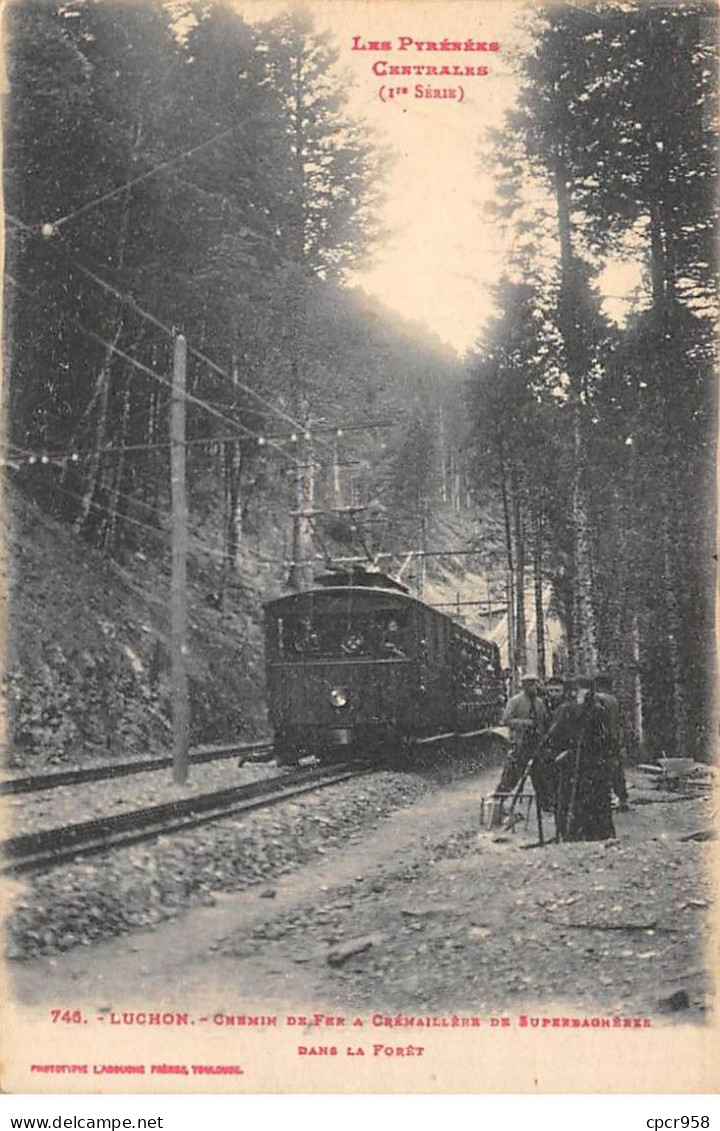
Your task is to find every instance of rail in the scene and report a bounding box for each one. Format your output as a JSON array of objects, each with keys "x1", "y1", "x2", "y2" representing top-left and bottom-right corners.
[
  {"x1": 0, "y1": 741, "x2": 273, "y2": 796},
  {"x1": 1, "y1": 760, "x2": 373, "y2": 875}
]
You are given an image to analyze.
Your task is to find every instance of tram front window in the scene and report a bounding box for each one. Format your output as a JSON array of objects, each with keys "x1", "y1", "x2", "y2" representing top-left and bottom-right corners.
[
  {"x1": 282, "y1": 611, "x2": 408, "y2": 659},
  {"x1": 340, "y1": 629, "x2": 366, "y2": 655},
  {"x1": 379, "y1": 617, "x2": 405, "y2": 657},
  {"x1": 286, "y1": 618, "x2": 321, "y2": 656}
]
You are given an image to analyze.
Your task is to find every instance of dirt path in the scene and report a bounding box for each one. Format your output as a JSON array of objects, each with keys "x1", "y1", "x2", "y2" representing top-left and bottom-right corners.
[{"x1": 11, "y1": 769, "x2": 712, "y2": 1021}]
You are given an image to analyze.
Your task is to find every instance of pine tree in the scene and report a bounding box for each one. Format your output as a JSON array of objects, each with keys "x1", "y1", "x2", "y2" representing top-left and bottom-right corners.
[{"x1": 257, "y1": 8, "x2": 385, "y2": 589}]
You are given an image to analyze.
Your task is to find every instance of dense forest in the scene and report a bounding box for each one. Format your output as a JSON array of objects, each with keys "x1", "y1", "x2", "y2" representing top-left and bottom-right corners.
[
  {"x1": 4, "y1": 0, "x2": 464, "y2": 583},
  {"x1": 467, "y1": 3, "x2": 717, "y2": 759},
  {"x1": 3, "y1": 0, "x2": 717, "y2": 762}
]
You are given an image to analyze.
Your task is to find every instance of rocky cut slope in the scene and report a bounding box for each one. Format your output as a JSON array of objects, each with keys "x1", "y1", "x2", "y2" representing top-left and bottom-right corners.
[
  {"x1": 2, "y1": 466, "x2": 504, "y2": 774},
  {"x1": 2, "y1": 478, "x2": 284, "y2": 771}
]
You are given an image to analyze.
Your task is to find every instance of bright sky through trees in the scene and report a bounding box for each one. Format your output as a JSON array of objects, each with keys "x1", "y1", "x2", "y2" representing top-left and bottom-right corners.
[{"x1": 238, "y1": 1, "x2": 645, "y2": 353}]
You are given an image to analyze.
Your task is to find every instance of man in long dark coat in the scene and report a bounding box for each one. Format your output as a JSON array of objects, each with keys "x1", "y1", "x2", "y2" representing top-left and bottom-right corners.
[
  {"x1": 595, "y1": 672, "x2": 630, "y2": 811},
  {"x1": 568, "y1": 686, "x2": 616, "y2": 840},
  {"x1": 539, "y1": 680, "x2": 616, "y2": 841}
]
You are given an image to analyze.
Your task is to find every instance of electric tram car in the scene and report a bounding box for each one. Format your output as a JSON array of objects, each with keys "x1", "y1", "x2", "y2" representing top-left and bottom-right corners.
[{"x1": 263, "y1": 566, "x2": 505, "y2": 764}]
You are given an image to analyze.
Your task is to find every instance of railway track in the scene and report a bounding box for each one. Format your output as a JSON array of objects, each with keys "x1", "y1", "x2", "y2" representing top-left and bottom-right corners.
[
  {"x1": 0, "y1": 740, "x2": 273, "y2": 796},
  {"x1": 1, "y1": 760, "x2": 373, "y2": 875},
  {"x1": 1, "y1": 727, "x2": 509, "y2": 798}
]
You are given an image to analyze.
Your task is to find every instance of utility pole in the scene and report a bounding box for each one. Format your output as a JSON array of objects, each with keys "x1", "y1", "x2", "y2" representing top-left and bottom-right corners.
[
  {"x1": 171, "y1": 332, "x2": 189, "y2": 784},
  {"x1": 288, "y1": 436, "x2": 315, "y2": 593}
]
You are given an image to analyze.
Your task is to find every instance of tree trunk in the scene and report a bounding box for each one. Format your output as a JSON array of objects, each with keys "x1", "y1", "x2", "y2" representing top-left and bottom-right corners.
[
  {"x1": 533, "y1": 504, "x2": 546, "y2": 680},
  {"x1": 449, "y1": 450, "x2": 461, "y2": 513},
  {"x1": 649, "y1": 177, "x2": 689, "y2": 757},
  {"x1": 660, "y1": 507, "x2": 687, "y2": 756},
  {"x1": 220, "y1": 439, "x2": 243, "y2": 605},
  {"x1": 511, "y1": 462, "x2": 526, "y2": 674},
  {"x1": 148, "y1": 385, "x2": 163, "y2": 518},
  {"x1": 412, "y1": 484, "x2": 429, "y2": 599},
  {"x1": 571, "y1": 404, "x2": 598, "y2": 674},
  {"x1": 74, "y1": 116, "x2": 143, "y2": 536},
  {"x1": 554, "y1": 154, "x2": 597, "y2": 674},
  {"x1": 497, "y1": 432, "x2": 516, "y2": 685},
  {"x1": 630, "y1": 612, "x2": 644, "y2": 755},
  {"x1": 220, "y1": 352, "x2": 245, "y2": 598},
  {"x1": 73, "y1": 319, "x2": 123, "y2": 535},
  {"x1": 497, "y1": 432, "x2": 514, "y2": 580},
  {"x1": 464, "y1": 468, "x2": 472, "y2": 510},
  {"x1": 438, "y1": 405, "x2": 448, "y2": 504},
  {"x1": 331, "y1": 435, "x2": 343, "y2": 505},
  {"x1": 105, "y1": 379, "x2": 131, "y2": 553},
  {"x1": 506, "y1": 570, "x2": 516, "y2": 689}
]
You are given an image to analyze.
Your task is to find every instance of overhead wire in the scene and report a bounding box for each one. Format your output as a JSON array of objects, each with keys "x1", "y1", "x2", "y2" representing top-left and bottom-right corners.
[
  {"x1": 6, "y1": 184, "x2": 382, "y2": 569},
  {"x1": 7, "y1": 443, "x2": 173, "y2": 519},
  {"x1": 4, "y1": 271, "x2": 292, "y2": 462},
  {"x1": 7, "y1": 443, "x2": 246, "y2": 565},
  {"x1": 7, "y1": 436, "x2": 267, "y2": 460},
  {"x1": 8, "y1": 215, "x2": 394, "y2": 517},
  {"x1": 5, "y1": 212, "x2": 385, "y2": 565},
  {"x1": 40, "y1": 124, "x2": 246, "y2": 234},
  {"x1": 4, "y1": 276, "x2": 310, "y2": 570},
  {"x1": 6, "y1": 210, "x2": 333, "y2": 449},
  {"x1": 78, "y1": 325, "x2": 292, "y2": 461},
  {"x1": 3, "y1": 416, "x2": 396, "y2": 462},
  {"x1": 7, "y1": 454, "x2": 172, "y2": 544},
  {"x1": 7, "y1": 442, "x2": 280, "y2": 566}
]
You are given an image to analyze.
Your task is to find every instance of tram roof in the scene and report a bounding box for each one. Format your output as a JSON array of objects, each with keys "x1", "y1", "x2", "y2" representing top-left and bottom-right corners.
[
  {"x1": 264, "y1": 581, "x2": 499, "y2": 644},
  {"x1": 264, "y1": 582, "x2": 418, "y2": 612}
]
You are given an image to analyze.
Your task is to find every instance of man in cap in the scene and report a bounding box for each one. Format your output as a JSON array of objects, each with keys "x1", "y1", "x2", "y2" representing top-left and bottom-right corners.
[
  {"x1": 539, "y1": 677, "x2": 581, "y2": 837},
  {"x1": 494, "y1": 671, "x2": 548, "y2": 800},
  {"x1": 544, "y1": 675, "x2": 565, "y2": 719},
  {"x1": 533, "y1": 675, "x2": 572, "y2": 814}
]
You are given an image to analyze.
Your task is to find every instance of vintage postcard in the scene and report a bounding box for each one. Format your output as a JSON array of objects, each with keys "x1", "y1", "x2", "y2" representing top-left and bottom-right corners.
[{"x1": 1, "y1": 0, "x2": 718, "y2": 1095}]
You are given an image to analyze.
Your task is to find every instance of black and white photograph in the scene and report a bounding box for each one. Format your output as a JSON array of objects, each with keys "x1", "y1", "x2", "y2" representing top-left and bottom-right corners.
[{"x1": 1, "y1": 0, "x2": 718, "y2": 1094}]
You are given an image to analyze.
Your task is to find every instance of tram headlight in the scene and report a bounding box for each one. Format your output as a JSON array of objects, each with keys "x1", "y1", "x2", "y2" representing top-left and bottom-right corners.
[{"x1": 330, "y1": 687, "x2": 349, "y2": 709}]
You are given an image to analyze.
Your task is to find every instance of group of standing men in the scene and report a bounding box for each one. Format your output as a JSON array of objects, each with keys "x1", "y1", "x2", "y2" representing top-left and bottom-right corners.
[{"x1": 495, "y1": 671, "x2": 630, "y2": 842}]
